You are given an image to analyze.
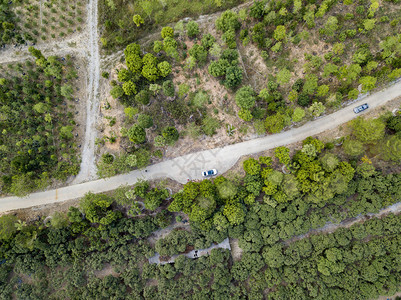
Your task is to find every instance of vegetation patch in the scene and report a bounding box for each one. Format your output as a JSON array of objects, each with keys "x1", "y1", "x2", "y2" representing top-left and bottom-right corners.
[
  {"x1": 0, "y1": 48, "x2": 81, "y2": 196},
  {"x1": 1, "y1": 109, "x2": 401, "y2": 297},
  {"x1": 98, "y1": 0, "x2": 246, "y2": 52}
]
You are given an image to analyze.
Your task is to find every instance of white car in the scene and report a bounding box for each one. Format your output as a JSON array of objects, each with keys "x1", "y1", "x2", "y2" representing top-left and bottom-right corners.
[{"x1": 202, "y1": 169, "x2": 217, "y2": 177}]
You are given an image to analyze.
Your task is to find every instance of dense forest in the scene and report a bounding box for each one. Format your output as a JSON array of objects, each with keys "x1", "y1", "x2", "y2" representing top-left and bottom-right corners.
[
  {"x1": 1, "y1": 110, "x2": 401, "y2": 298},
  {"x1": 0, "y1": 48, "x2": 80, "y2": 196}
]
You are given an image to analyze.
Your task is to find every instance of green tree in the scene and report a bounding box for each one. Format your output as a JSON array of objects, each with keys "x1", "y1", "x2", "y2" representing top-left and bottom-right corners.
[
  {"x1": 273, "y1": 25, "x2": 286, "y2": 41},
  {"x1": 201, "y1": 33, "x2": 216, "y2": 49},
  {"x1": 188, "y1": 44, "x2": 208, "y2": 66},
  {"x1": 217, "y1": 180, "x2": 238, "y2": 199},
  {"x1": 262, "y1": 244, "x2": 285, "y2": 268},
  {"x1": 144, "y1": 188, "x2": 169, "y2": 210},
  {"x1": 235, "y1": 85, "x2": 255, "y2": 110},
  {"x1": 243, "y1": 158, "x2": 261, "y2": 175},
  {"x1": 323, "y1": 63, "x2": 339, "y2": 77},
  {"x1": 359, "y1": 76, "x2": 377, "y2": 93},
  {"x1": 0, "y1": 214, "x2": 18, "y2": 240},
  {"x1": 162, "y1": 80, "x2": 175, "y2": 97},
  {"x1": 202, "y1": 116, "x2": 220, "y2": 136},
  {"x1": 238, "y1": 108, "x2": 253, "y2": 121},
  {"x1": 79, "y1": 193, "x2": 120, "y2": 226},
  {"x1": 133, "y1": 14, "x2": 144, "y2": 27},
  {"x1": 125, "y1": 54, "x2": 143, "y2": 73},
  {"x1": 161, "y1": 26, "x2": 174, "y2": 39},
  {"x1": 317, "y1": 85, "x2": 329, "y2": 97},
  {"x1": 224, "y1": 65, "x2": 243, "y2": 88},
  {"x1": 292, "y1": 107, "x2": 305, "y2": 122},
  {"x1": 60, "y1": 125, "x2": 74, "y2": 139},
  {"x1": 135, "y1": 89, "x2": 150, "y2": 105},
  {"x1": 124, "y1": 107, "x2": 138, "y2": 119},
  {"x1": 137, "y1": 114, "x2": 153, "y2": 129},
  {"x1": 122, "y1": 81, "x2": 137, "y2": 95},
  {"x1": 153, "y1": 41, "x2": 163, "y2": 53},
  {"x1": 352, "y1": 117, "x2": 385, "y2": 143},
  {"x1": 162, "y1": 126, "x2": 179, "y2": 144},
  {"x1": 117, "y1": 68, "x2": 131, "y2": 82},
  {"x1": 276, "y1": 68, "x2": 291, "y2": 84},
  {"x1": 141, "y1": 53, "x2": 159, "y2": 82},
  {"x1": 128, "y1": 124, "x2": 146, "y2": 144},
  {"x1": 157, "y1": 61, "x2": 172, "y2": 77},
  {"x1": 348, "y1": 89, "x2": 359, "y2": 100},
  {"x1": 186, "y1": 21, "x2": 200, "y2": 38},
  {"x1": 110, "y1": 85, "x2": 124, "y2": 99},
  {"x1": 303, "y1": 74, "x2": 318, "y2": 95},
  {"x1": 60, "y1": 84, "x2": 74, "y2": 99},
  {"x1": 213, "y1": 212, "x2": 230, "y2": 231},
  {"x1": 308, "y1": 102, "x2": 325, "y2": 117},
  {"x1": 265, "y1": 112, "x2": 288, "y2": 134},
  {"x1": 343, "y1": 138, "x2": 364, "y2": 156},
  {"x1": 187, "y1": 92, "x2": 206, "y2": 110},
  {"x1": 363, "y1": 19, "x2": 376, "y2": 31},
  {"x1": 324, "y1": 16, "x2": 338, "y2": 36},
  {"x1": 216, "y1": 10, "x2": 240, "y2": 33},
  {"x1": 320, "y1": 153, "x2": 339, "y2": 172},
  {"x1": 388, "y1": 68, "x2": 401, "y2": 80},
  {"x1": 208, "y1": 59, "x2": 230, "y2": 77},
  {"x1": 50, "y1": 211, "x2": 68, "y2": 229},
  {"x1": 274, "y1": 146, "x2": 291, "y2": 165},
  {"x1": 154, "y1": 135, "x2": 166, "y2": 147},
  {"x1": 223, "y1": 204, "x2": 245, "y2": 225},
  {"x1": 381, "y1": 136, "x2": 401, "y2": 161},
  {"x1": 33, "y1": 102, "x2": 50, "y2": 114}
]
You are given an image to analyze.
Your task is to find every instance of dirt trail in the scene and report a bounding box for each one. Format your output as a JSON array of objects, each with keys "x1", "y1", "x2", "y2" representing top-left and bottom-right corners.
[
  {"x1": 0, "y1": 33, "x2": 86, "y2": 64},
  {"x1": 72, "y1": 0, "x2": 100, "y2": 184},
  {"x1": 284, "y1": 201, "x2": 401, "y2": 246}
]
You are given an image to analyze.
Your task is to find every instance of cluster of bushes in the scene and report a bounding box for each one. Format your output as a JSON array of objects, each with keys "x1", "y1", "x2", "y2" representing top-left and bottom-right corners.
[
  {"x1": 101, "y1": 24, "x2": 232, "y2": 176},
  {"x1": 99, "y1": 0, "x2": 245, "y2": 52},
  {"x1": 210, "y1": 0, "x2": 401, "y2": 134},
  {"x1": 0, "y1": 47, "x2": 80, "y2": 196}
]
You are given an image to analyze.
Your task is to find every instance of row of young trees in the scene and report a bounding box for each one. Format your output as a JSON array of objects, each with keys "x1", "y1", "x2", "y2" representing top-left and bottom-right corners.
[
  {"x1": 0, "y1": 0, "x2": 24, "y2": 44},
  {"x1": 0, "y1": 47, "x2": 80, "y2": 196}
]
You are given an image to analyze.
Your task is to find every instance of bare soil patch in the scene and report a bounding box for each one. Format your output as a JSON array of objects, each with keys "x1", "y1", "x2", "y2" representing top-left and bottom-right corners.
[{"x1": 93, "y1": 263, "x2": 119, "y2": 279}]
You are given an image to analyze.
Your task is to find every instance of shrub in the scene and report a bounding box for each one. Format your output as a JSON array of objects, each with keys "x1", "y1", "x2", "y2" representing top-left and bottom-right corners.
[{"x1": 186, "y1": 21, "x2": 200, "y2": 38}]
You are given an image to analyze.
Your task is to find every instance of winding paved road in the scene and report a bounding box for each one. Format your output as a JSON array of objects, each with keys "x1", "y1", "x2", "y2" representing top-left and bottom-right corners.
[{"x1": 0, "y1": 80, "x2": 400, "y2": 212}]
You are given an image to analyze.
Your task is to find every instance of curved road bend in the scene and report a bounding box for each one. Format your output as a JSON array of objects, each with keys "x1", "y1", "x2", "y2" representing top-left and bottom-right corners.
[{"x1": 1, "y1": 80, "x2": 401, "y2": 212}]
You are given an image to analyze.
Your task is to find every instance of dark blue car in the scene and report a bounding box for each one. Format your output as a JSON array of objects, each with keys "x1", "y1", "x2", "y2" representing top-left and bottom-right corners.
[
  {"x1": 353, "y1": 103, "x2": 369, "y2": 114},
  {"x1": 202, "y1": 169, "x2": 217, "y2": 177}
]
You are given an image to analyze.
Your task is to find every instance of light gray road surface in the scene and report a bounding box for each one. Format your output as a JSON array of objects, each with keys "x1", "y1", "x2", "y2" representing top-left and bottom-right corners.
[{"x1": 1, "y1": 80, "x2": 401, "y2": 212}]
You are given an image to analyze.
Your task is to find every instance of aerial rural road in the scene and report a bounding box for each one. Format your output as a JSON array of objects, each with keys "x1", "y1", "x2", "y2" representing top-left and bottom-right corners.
[{"x1": 1, "y1": 80, "x2": 401, "y2": 212}]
